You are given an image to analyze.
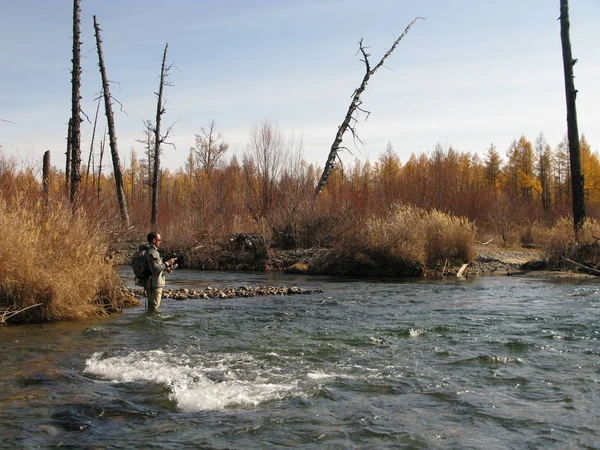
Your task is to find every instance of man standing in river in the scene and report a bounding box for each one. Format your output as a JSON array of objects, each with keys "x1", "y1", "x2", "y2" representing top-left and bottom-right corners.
[{"x1": 145, "y1": 231, "x2": 177, "y2": 312}]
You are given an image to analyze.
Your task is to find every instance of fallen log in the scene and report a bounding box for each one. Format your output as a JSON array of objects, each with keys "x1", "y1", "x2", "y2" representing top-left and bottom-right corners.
[
  {"x1": 125, "y1": 285, "x2": 324, "y2": 300},
  {"x1": 561, "y1": 256, "x2": 600, "y2": 275}
]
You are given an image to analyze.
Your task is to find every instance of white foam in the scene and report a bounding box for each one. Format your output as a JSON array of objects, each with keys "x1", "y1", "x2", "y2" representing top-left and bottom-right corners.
[
  {"x1": 306, "y1": 372, "x2": 335, "y2": 380},
  {"x1": 409, "y1": 328, "x2": 426, "y2": 337},
  {"x1": 84, "y1": 350, "x2": 300, "y2": 412}
]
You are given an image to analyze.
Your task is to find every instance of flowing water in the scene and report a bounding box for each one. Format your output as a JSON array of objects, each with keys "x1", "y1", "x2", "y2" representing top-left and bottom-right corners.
[{"x1": 1, "y1": 270, "x2": 599, "y2": 449}]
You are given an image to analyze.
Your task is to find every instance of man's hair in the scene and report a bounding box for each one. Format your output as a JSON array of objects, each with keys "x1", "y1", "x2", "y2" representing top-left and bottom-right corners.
[{"x1": 147, "y1": 231, "x2": 159, "y2": 243}]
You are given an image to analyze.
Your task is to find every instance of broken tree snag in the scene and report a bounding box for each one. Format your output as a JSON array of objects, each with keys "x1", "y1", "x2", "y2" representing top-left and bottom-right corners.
[
  {"x1": 151, "y1": 43, "x2": 169, "y2": 231},
  {"x1": 150, "y1": 43, "x2": 175, "y2": 231},
  {"x1": 65, "y1": 118, "x2": 72, "y2": 194},
  {"x1": 93, "y1": 15, "x2": 131, "y2": 228},
  {"x1": 314, "y1": 17, "x2": 424, "y2": 199},
  {"x1": 70, "y1": 0, "x2": 82, "y2": 210},
  {"x1": 42, "y1": 150, "x2": 51, "y2": 207},
  {"x1": 559, "y1": 0, "x2": 585, "y2": 235}
]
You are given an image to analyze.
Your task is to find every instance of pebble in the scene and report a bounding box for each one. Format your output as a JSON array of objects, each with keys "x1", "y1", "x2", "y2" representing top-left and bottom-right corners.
[{"x1": 126, "y1": 285, "x2": 323, "y2": 300}]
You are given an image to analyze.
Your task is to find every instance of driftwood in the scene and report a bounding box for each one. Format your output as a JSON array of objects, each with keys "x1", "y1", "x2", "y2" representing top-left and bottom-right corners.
[
  {"x1": 0, "y1": 303, "x2": 43, "y2": 325},
  {"x1": 561, "y1": 256, "x2": 600, "y2": 275},
  {"x1": 456, "y1": 263, "x2": 468, "y2": 277}
]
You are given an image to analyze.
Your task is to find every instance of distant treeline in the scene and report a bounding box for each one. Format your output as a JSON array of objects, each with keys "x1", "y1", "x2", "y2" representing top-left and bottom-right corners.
[{"x1": 0, "y1": 127, "x2": 597, "y2": 247}]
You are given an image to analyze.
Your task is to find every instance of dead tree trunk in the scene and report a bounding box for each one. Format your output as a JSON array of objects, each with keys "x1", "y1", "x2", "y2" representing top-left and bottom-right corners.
[
  {"x1": 85, "y1": 92, "x2": 102, "y2": 194},
  {"x1": 314, "y1": 17, "x2": 423, "y2": 198},
  {"x1": 43, "y1": 150, "x2": 51, "y2": 207},
  {"x1": 70, "y1": 0, "x2": 82, "y2": 209},
  {"x1": 559, "y1": 0, "x2": 585, "y2": 235},
  {"x1": 151, "y1": 43, "x2": 172, "y2": 231},
  {"x1": 93, "y1": 15, "x2": 130, "y2": 228},
  {"x1": 97, "y1": 133, "x2": 105, "y2": 198},
  {"x1": 65, "y1": 118, "x2": 72, "y2": 195}
]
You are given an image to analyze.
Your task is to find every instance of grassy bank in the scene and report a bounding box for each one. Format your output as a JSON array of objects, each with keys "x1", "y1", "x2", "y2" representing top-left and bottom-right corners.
[
  {"x1": 309, "y1": 205, "x2": 477, "y2": 276},
  {"x1": 0, "y1": 198, "x2": 130, "y2": 324}
]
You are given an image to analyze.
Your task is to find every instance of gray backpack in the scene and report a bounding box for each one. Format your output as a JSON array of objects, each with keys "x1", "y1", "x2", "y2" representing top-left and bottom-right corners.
[{"x1": 132, "y1": 245, "x2": 151, "y2": 286}]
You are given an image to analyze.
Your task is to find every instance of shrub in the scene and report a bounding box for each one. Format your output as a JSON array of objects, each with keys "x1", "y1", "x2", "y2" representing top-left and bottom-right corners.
[{"x1": 0, "y1": 197, "x2": 127, "y2": 323}]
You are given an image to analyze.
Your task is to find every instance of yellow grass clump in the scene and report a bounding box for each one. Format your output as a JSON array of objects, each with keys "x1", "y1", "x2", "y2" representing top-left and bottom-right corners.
[
  {"x1": 0, "y1": 197, "x2": 126, "y2": 323},
  {"x1": 423, "y1": 209, "x2": 477, "y2": 265},
  {"x1": 365, "y1": 205, "x2": 427, "y2": 265},
  {"x1": 366, "y1": 205, "x2": 476, "y2": 267},
  {"x1": 320, "y1": 205, "x2": 477, "y2": 276},
  {"x1": 540, "y1": 217, "x2": 600, "y2": 266}
]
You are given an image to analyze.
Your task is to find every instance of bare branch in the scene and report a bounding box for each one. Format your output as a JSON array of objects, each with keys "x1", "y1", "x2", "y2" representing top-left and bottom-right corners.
[
  {"x1": 109, "y1": 94, "x2": 129, "y2": 117},
  {"x1": 79, "y1": 107, "x2": 92, "y2": 124}
]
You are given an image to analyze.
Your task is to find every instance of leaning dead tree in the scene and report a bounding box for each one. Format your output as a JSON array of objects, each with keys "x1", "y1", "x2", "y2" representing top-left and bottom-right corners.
[
  {"x1": 69, "y1": 0, "x2": 82, "y2": 209},
  {"x1": 150, "y1": 43, "x2": 175, "y2": 231},
  {"x1": 93, "y1": 15, "x2": 130, "y2": 228},
  {"x1": 559, "y1": 0, "x2": 585, "y2": 235},
  {"x1": 314, "y1": 17, "x2": 424, "y2": 198}
]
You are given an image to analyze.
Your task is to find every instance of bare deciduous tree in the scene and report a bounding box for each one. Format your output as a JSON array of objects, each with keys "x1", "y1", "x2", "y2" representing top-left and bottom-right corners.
[
  {"x1": 192, "y1": 119, "x2": 228, "y2": 178},
  {"x1": 244, "y1": 120, "x2": 286, "y2": 220},
  {"x1": 314, "y1": 17, "x2": 424, "y2": 198},
  {"x1": 93, "y1": 15, "x2": 130, "y2": 228},
  {"x1": 559, "y1": 0, "x2": 585, "y2": 234}
]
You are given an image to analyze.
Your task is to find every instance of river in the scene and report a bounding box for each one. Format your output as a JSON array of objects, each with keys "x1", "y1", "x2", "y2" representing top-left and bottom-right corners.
[{"x1": 1, "y1": 270, "x2": 599, "y2": 449}]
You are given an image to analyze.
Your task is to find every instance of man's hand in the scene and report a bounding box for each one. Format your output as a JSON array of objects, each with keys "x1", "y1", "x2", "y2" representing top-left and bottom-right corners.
[{"x1": 166, "y1": 257, "x2": 178, "y2": 273}]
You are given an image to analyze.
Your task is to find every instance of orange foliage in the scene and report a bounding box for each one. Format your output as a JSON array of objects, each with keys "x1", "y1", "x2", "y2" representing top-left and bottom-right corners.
[{"x1": 1, "y1": 131, "x2": 598, "y2": 248}]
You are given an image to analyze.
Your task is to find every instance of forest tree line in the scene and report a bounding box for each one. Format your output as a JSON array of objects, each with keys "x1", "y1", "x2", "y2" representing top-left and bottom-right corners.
[{"x1": 2, "y1": 123, "x2": 596, "y2": 249}]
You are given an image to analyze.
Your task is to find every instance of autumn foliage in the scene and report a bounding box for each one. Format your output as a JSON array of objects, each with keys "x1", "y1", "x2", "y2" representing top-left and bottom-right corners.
[{"x1": 3, "y1": 129, "x2": 600, "y2": 249}]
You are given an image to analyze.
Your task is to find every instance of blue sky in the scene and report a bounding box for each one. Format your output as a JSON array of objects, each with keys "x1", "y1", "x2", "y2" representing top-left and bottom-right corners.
[{"x1": 1, "y1": 0, "x2": 599, "y2": 172}]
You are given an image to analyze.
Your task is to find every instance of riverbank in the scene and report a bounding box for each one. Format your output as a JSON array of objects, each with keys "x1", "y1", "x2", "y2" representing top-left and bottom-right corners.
[{"x1": 112, "y1": 241, "x2": 596, "y2": 279}]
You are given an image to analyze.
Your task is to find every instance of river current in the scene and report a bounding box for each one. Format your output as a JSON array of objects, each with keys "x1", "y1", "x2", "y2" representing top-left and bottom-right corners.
[{"x1": 1, "y1": 270, "x2": 599, "y2": 449}]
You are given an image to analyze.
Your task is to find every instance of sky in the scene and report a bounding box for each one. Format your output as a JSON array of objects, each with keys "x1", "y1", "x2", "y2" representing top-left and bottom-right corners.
[{"x1": 1, "y1": 0, "x2": 599, "y2": 173}]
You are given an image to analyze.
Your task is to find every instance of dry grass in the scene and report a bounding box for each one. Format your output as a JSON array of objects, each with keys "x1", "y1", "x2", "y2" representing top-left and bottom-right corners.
[
  {"x1": 366, "y1": 205, "x2": 477, "y2": 266},
  {"x1": 321, "y1": 205, "x2": 477, "y2": 275},
  {"x1": 540, "y1": 217, "x2": 600, "y2": 266},
  {"x1": 423, "y1": 209, "x2": 477, "y2": 265},
  {"x1": 0, "y1": 196, "x2": 126, "y2": 323},
  {"x1": 365, "y1": 204, "x2": 427, "y2": 264}
]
